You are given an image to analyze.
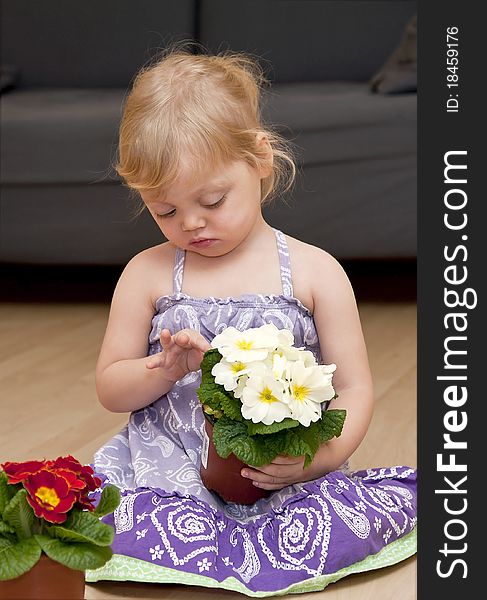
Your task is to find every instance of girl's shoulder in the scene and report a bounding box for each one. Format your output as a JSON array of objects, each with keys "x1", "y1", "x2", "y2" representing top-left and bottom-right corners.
[
  {"x1": 284, "y1": 234, "x2": 352, "y2": 310},
  {"x1": 285, "y1": 233, "x2": 345, "y2": 279},
  {"x1": 128, "y1": 241, "x2": 174, "y2": 264},
  {"x1": 122, "y1": 241, "x2": 176, "y2": 307}
]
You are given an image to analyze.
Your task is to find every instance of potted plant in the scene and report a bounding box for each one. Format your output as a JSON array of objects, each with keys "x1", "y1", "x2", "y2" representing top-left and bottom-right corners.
[
  {"x1": 197, "y1": 323, "x2": 346, "y2": 504},
  {"x1": 0, "y1": 455, "x2": 120, "y2": 599}
]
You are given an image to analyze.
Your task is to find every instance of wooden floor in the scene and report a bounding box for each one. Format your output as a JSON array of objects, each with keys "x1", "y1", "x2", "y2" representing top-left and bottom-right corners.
[{"x1": 0, "y1": 277, "x2": 416, "y2": 599}]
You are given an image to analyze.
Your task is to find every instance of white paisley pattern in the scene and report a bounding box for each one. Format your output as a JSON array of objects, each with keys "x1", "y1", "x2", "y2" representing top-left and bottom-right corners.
[
  {"x1": 151, "y1": 499, "x2": 218, "y2": 566},
  {"x1": 229, "y1": 527, "x2": 261, "y2": 583},
  {"x1": 257, "y1": 494, "x2": 332, "y2": 576},
  {"x1": 320, "y1": 480, "x2": 370, "y2": 539}
]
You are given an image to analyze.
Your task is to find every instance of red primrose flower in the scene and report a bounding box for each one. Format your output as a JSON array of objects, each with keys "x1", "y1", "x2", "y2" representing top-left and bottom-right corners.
[{"x1": 1, "y1": 455, "x2": 102, "y2": 524}]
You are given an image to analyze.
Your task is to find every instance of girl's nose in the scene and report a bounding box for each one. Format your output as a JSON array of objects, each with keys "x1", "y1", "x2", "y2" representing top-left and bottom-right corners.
[{"x1": 181, "y1": 213, "x2": 206, "y2": 232}]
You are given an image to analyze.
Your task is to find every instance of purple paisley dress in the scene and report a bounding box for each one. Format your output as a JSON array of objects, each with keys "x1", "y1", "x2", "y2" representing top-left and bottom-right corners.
[{"x1": 90, "y1": 228, "x2": 417, "y2": 594}]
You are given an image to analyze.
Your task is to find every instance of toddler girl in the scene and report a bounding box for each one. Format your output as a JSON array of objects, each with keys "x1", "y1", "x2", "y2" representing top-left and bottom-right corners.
[{"x1": 89, "y1": 48, "x2": 416, "y2": 594}]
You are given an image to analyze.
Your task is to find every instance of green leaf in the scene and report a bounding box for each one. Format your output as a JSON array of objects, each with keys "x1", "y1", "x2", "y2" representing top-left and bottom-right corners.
[
  {"x1": 276, "y1": 428, "x2": 313, "y2": 462},
  {"x1": 3, "y1": 489, "x2": 35, "y2": 540},
  {"x1": 0, "y1": 518, "x2": 15, "y2": 536},
  {"x1": 197, "y1": 349, "x2": 244, "y2": 419},
  {"x1": 197, "y1": 350, "x2": 226, "y2": 411},
  {"x1": 0, "y1": 535, "x2": 15, "y2": 550},
  {"x1": 218, "y1": 392, "x2": 243, "y2": 421},
  {"x1": 212, "y1": 418, "x2": 276, "y2": 467},
  {"x1": 296, "y1": 424, "x2": 321, "y2": 468},
  {"x1": 200, "y1": 348, "x2": 223, "y2": 375},
  {"x1": 207, "y1": 404, "x2": 347, "y2": 469},
  {"x1": 212, "y1": 417, "x2": 246, "y2": 459},
  {"x1": 318, "y1": 409, "x2": 347, "y2": 442},
  {"x1": 230, "y1": 435, "x2": 277, "y2": 467},
  {"x1": 246, "y1": 417, "x2": 300, "y2": 436},
  {"x1": 0, "y1": 471, "x2": 18, "y2": 516},
  {"x1": 197, "y1": 382, "x2": 223, "y2": 411},
  {"x1": 92, "y1": 484, "x2": 120, "y2": 518},
  {"x1": 48, "y1": 510, "x2": 114, "y2": 546},
  {"x1": 35, "y1": 535, "x2": 113, "y2": 571},
  {"x1": 0, "y1": 537, "x2": 41, "y2": 581}
]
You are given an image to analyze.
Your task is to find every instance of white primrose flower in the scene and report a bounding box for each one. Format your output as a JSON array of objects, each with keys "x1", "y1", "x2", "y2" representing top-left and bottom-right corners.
[
  {"x1": 211, "y1": 359, "x2": 267, "y2": 395},
  {"x1": 276, "y1": 327, "x2": 294, "y2": 348},
  {"x1": 320, "y1": 362, "x2": 337, "y2": 375},
  {"x1": 275, "y1": 345, "x2": 317, "y2": 366},
  {"x1": 241, "y1": 374, "x2": 292, "y2": 425},
  {"x1": 286, "y1": 361, "x2": 336, "y2": 427},
  {"x1": 211, "y1": 360, "x2": 253, "y2": 392},
  {"x1": 300, "y1": 350, "x2": 319, "y2": 367},
  {"x1": 267, "y1": 349, "x2": 318, "y2": 383},
  {"x1": 211, "y1": 324, "x2": 281, "y2": 363},
  {"x1": 271, "y1": 352, "x2": 288, "y2": 380},
  {"x1": 233, "y1": 375, "x2": 248, "y2": 399}
]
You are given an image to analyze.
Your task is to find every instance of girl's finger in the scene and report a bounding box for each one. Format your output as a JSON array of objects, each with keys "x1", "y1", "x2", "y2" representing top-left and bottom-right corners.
[
  {"x1": 244, "y1": 469, "x2": 292, "y2": 490},
  {"x1": 241, "y1": 466, "x2": 286, "y2": 480},
  {"x1": 174, "y1": 331, "x2": 191, "y2": 348},
  {"x1": 271, "y1": 455, "x2": 304, "y2": 465},
  {"x1": 159, "y1": 329, "x2": 172, "y2": 348},
  {"x1": 189, "y1": 332, "x2": 210, "y2": 352},
  {"x1": 146, "y1": 355, "x2": 164, "y2": 369},
  {"x1": 253, "y1": 481, "x2": 287, "y2": 491},
  {"x1": 175, "y1": 330, "x2": 209, "y2": 352}
]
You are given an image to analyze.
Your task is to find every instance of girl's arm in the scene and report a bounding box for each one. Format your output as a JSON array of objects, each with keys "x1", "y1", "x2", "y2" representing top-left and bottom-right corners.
[
  {"x1": 95, "y1": 250, "x2": 210, "y2": 413},
  {"x1": 241, "y1": 248, "x2": 374, "y2": 489},
  {"x1": 95, "y1": 251, "x2": 174, "y2": 413},
  {"x1": 306, "y1": 249, "x2": 375, "y2": 474}
]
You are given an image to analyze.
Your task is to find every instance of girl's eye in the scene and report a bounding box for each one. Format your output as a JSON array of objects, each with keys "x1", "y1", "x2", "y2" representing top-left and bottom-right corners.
[
  {"x1": 158, "y1": 209, "x2": 176, "y2": 218},
  {"x1": 156, "y1": 194, "x2": 226, "y2": 219},
  {"x1": 205, "y1": 194, "x2": 227, "y2": 209}
]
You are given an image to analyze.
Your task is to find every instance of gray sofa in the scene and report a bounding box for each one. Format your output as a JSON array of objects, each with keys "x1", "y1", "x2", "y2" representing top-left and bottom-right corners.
[{"x1": 0, "y1": 0, "x2": 416, "y2": 265}]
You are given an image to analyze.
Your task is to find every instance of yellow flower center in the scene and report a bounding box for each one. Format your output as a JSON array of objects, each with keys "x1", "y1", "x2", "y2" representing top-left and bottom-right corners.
[
  {"x1": 237, "y1": 340, "x2": 253, "y2": 350},
  {"x1": 35, "y1": 486, "x2": 61, "y2": 510},
  {"x1": 231, "y1": 361, "x2": 247, "y2": 373},
  {"x1": 292, "y1": 384, "x2": 310, "y2": 402},
  {"x1": 259, "y1": 386, "x2": 278, "y2": 404}
]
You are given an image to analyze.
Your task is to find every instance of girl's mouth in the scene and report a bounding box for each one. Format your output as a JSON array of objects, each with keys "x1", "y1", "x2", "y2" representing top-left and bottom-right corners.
[{"x1": 190, "y1": 239, "x2": 217, "y2": 248}]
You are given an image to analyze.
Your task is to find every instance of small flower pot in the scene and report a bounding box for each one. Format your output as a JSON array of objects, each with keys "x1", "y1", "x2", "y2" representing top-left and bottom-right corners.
[
  {"x1": 0, "y1": 554, "x2": 85, "y2": 600},
  {"x1": 200, "y1": 418, "x2": 270, "y2": 504}
]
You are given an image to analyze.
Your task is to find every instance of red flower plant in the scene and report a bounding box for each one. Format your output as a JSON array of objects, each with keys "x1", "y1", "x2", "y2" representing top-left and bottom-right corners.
[
  {"x1": 0, "y1": 455, "x2": 120, "y2": 581},
  {"x1": 1, "y1": 455, "x2": 102, "y2": 524}
]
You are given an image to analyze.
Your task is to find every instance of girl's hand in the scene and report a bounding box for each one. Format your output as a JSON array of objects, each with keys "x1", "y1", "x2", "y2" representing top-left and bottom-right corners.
[
  {"x1": 145, "y1": 328, "x2": 211, "y2": 383},
  {"x1": 240, "y1": 455, "x2": 309, "y2": 491},
  {"x1": 240, "y1": 442, "x2": 342, "y2": 490}
]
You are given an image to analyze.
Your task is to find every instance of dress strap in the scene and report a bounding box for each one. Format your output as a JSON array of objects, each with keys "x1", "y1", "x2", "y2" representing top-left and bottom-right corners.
[
  {"x1": 173, "y1": 246, "x2": 186, "y2": 294},
  {"x1": 273, "y1": 228, "x2": 294, "y2": 297}
]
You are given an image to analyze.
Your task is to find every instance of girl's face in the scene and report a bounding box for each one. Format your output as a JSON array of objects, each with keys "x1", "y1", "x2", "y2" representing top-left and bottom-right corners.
[{"x1": 141, "y1": 158, "x2": 267, "y2": 257}]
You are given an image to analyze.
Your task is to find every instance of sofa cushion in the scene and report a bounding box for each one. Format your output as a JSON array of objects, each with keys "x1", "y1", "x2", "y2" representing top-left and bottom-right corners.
[
  {"x1": 0, "y1": 183, "x2": 162, "y2": 265},
  {"x1": 200, "y1": 0, "x2": 417, "y2": 83},
  {"x1": 1, "y1": 89, "x2": 126, "y2": 184},
  {"x1": 264, "y1": 153, "x2": 417, "y2": 259},
  {"x1": 1, "y1": 0, "x2": 194, "y2": 87},
  {"x1": 264, "y1": 82, "x2": 416, "y2": 165}
]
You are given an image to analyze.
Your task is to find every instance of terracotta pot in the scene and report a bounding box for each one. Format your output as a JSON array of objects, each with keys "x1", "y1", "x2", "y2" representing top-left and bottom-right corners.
[
  {"x1": 200, "y1": 418, "x2": 270, "y2": 504},
  {"x1": 0, "y1": 554, "x2": 85, "y2": 600}
]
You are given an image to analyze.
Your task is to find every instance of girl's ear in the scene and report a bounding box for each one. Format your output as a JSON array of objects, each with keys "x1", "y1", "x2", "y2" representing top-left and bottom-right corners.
[{"x1": 255, "y1": 133, "x2": 273, "y2": 179}]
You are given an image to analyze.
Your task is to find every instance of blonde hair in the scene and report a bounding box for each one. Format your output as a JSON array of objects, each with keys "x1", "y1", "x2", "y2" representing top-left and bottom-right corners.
[{"x1": 116, "y1": 45, "x2": 295, "y2": 207}]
